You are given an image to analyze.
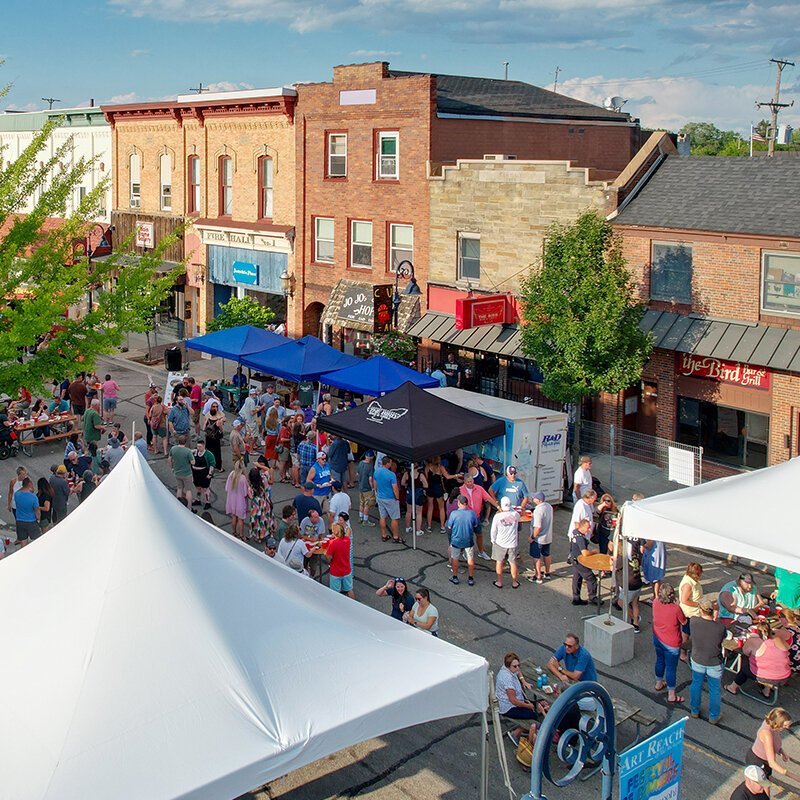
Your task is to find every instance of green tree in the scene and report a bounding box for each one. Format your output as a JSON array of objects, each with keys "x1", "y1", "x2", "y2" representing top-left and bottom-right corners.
[
  {"x1": 206, "y1": 295, "x2": 275, "y2": 332},
  {"x1": 679, "y1": 121, "x2": 741, "y2": 155},
  {"x1": 519, "y1": 211, "x2": 653, "y2": 453},
  {"x1": 373, "y1": 330, "x2": 417, "y2": 365},
  {"x1": 0, "y1": 103, "x2": 182, "y2": 396}
]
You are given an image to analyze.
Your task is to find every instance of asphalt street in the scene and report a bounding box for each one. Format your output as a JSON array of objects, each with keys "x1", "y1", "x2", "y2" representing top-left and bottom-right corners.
[{"x1": 1, "y1": 353, "x2": 798, "y2": 800}]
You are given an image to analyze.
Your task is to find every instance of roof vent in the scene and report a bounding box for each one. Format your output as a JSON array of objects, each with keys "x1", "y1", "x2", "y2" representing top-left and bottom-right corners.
[{"x1": 483, "y1": 154, "x2": 517, "y2": 160}]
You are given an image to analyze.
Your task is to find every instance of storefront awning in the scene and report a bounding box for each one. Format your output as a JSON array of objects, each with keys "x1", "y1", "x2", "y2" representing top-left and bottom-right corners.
[
  {"x1": 640, "y1": 310, "x2": 800, "y2": 372},
  {"x1": 320, "y1": 279, "x2": 420, "y2": 334},
  {"x1": 407, "y1": 311, "x2": 523, "y2": 357}
]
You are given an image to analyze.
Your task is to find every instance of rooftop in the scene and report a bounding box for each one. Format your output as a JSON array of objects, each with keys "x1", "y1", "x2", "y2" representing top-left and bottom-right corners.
[
  {"x1": 614, "y1": 155, "x2": 800, "y2": 239},
  {"x1": 389, "y1": 70, "x2": 633, "y2": 123}
]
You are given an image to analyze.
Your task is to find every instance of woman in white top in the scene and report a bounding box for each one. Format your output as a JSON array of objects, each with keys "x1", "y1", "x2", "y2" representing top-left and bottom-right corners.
[{"x1": 408, "y1": 588, "x2": 439, "y2": 637}]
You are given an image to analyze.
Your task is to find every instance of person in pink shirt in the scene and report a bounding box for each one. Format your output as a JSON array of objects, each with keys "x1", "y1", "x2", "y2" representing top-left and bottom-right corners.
[
  {"x1": 187, "y1": 377, "x2": 203, "y2": 435},
  {"x1": 101, "y1": 373, "x2": 120, "y2": 424},
  {"x1": 460, "y1": 470, "x2": 500, "y2": 561}
]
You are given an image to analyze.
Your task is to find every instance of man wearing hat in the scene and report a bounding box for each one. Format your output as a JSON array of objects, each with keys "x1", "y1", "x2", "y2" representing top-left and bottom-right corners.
[
  {"x1": 264, "y1": 537, "x2": 278, "y2": 558},
  {"x1": 307, "y1": 450, "x2": 333, "y2": 512},
  {"x1": 730, "y1": 765, "x2": 770, "y2": 800},
  {"x1": 718, "y1": 573, "x2": 767, "y2": 626},
  {"x1": 50, "y1": 464, "x2": 71, "y2": 524},
  {"x1": 103, "y1": 436, "x2": 125, "y2": 471},
  {"x1": 229, "y1": 419, "x2": 246, "y2": 465},
  {"x1": 489, "y1": 464, "x2": 529, "y2": 511},
  {"x1": 239, "y1": 388, "x2": 263, "y2": 445},
  {"x1": 528, "y1": 491, "x2": 554, "y2": 584}
]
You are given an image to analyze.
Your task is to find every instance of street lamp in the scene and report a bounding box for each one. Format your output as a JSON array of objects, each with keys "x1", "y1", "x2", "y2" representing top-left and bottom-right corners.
[
  {"x1": 392, "y1": 259, "x2": 420, "y2": 328},
  {"x1": 279, "y1": 269, "x2": 294, "y2": 298}
]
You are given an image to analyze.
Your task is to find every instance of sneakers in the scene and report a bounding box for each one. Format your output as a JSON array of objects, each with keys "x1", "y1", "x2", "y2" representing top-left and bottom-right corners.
[
  {"x1": 478, "y1": 551, "x2": 492, "y2": 561},
  {"x1": 416, "y1": 530, "x2": 425, "y2": 537},
  {"x1": 468, "y1": 576, "x2": 475, "y2": 586},
  {"x1": 449, "y1": 575, "x2": 460, "y2": 585},
  {"x1": 544, "y1": 573, "x2": 552, "y2": 580},
  {"x1": 364, "y1": 520, "x2": 376, "y2": 527},
  {"x1": 406, "y1": 526, "x2": 413, "y2": 534},
  {"x1": 572, "y1": 599, "x2": 589, "y2": 606},
  {"x1": 203, "y1": 503, "x2": 211, "y2": 510},
  {"x1": 633, "y1": 624, "x2": 641, "y2": 633},
  {"x1": 536, "y1": 577, "x2": 543, "y2": 584},
  {"x1": 507, "y1": 731, "x2": 520, "y2": 747}
]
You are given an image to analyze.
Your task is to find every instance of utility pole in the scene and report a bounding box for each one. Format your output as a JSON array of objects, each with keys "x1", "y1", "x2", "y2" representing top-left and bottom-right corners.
[
  {"x1": 41, "y1": 97, "x2": 60, "y2": 110},
  {"x1": 553, "y1": 66, "x2": 562, "y2": 93},
  {"x1": 502, "y1": 61, "x2": 509, "y2": 81},
  {"x1": 756, "y1": 58, "x2": 795, "y2": 156}
]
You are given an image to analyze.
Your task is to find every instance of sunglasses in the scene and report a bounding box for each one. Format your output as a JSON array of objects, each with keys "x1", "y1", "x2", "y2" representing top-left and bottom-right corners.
[
  {"x1": 564, "y1": 641, "x2": 577, "y2": 649},
  {"x1": 508, "y1": 469, "x2": 517, "y2": 474},
  {"x1": 510, "y1": 662, "x2": 520, "y2": 668}
]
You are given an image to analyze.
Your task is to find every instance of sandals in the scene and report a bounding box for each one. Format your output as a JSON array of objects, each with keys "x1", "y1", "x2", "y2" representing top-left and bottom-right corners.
[
  {"x1": 493, "y1": 581, "x2": 503, "y2": 589},
  {"x1": 512, "y1": 582, "x2": 521, "y2": 589},
  {"x1": 655, "y1": 681, "x2": 667, "y2": 692},
  {"x1": 381, "y1": 535, "x2": 390, "y2": 542},
  {"x1": 666, "y1": 695, "x2": 684, "y2": 704},
  {"x1": 724, "y1": 684, "x2": 738, "y2": 696}
]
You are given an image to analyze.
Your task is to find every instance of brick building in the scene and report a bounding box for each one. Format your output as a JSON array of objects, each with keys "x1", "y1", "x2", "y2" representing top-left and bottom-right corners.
[
  {"x1": 294, "y1": 62, "x2": 639, "y2": 349},
  {"x1": 102, "y1": 87, "x2": 297, "y2": 338},
  {"x1": 608, "y1": 156, "x2": 800, "y2": 474}
]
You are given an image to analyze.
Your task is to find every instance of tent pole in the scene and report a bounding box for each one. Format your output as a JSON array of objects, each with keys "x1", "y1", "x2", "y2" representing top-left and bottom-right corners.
[
  {"x1": 480, "y1": 708, "x2": 489, "y2": 800},
  {"x1": 411, "y1": 467, "x2": 416, "y2": 550},
  {"x1": 314, "y1": 382, "x2": 321, "y2": 449},
  {"x1": 222, "y1": 357, "x2": 225, "y2": 383},
  {"x1": 621, "y1": 528, "x2": 629, "y2": 625}
]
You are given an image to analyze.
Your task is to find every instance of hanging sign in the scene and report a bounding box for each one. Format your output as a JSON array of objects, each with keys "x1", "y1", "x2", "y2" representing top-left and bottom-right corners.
[
  {"x1": 373, "y1": 285, "x2": 393, "y2": 334},
  {"x1": 339, "y1": 285, "x2": 374, "y2": 324},
  {"x1": 135, "y1": 221, "x2": 155, "y2": 249},
  {"x1": 676, "y1": 353, "x2": 770, "y2": 390},
  {"x1": 231, "y1": 261, "x2": 259, "y2": 285},
  {"x1": 455, "y1": 294, "x2": 513, "y2": 330}
]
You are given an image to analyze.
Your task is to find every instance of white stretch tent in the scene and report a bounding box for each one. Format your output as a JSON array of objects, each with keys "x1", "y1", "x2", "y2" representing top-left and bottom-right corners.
[
  {"x1": 0, "y1": 449, "x2": 488, "y2": 800},
  {"x1": 621, "y1": 456, "x2": 800, "y2": 573}
]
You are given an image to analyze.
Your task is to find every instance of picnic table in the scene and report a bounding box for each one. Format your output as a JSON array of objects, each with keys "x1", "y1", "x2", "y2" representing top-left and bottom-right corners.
[{"x1": 14, "y1": 413, "x2": 76, "y2": 456}]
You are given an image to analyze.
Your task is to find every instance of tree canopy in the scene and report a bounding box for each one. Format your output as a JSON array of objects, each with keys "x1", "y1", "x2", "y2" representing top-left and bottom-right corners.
[
  {"x1": 679, "y1": 119, "x2": 799, "y2": 156},
  {"x1": 0, "y1": 86, "x2": 182, "y2": 396},
  {"x1": 205, "y1": 295, "x2": 275, "y2": 332},
  {"x1": 519, "y1": 211, "x2": 653, "y2": 406}
]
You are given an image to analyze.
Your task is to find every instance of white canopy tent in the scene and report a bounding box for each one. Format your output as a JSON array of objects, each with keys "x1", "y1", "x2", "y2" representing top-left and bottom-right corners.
[
  {"x1": 621, "y1": 455, "x2": 800, "y2": 573},
  {"x1": 0, "y1": 449, "x2": 488, "y2": 800}
]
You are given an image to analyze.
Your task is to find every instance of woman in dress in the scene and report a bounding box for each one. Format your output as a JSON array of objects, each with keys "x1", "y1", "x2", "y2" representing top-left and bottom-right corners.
[
  {"x1": 225, "y1": 460, "x2": 251, "y2": 540},
  {"x1": 147, "y1": 395, "x2": 168, "y2": 456},
  {"x1": 425, "y1": 456, "x2": 450, "y2": 534},
  {"x1": 191, "y1": 440, "x2": 215, "y2": 510},
  {"x1": 745, "y1": 708, "x2": 799, "y2": 780},
  {"x1": 36, "y1": 477, "x2": 53, "y2": 534},
  {"x1": 376, "y1": 577, "x2": 415, "y2": 621},
  {"x1": 248, "y1": 467, "x2": 271, "y2": 543},
  {"x1": 202, "y1": 400, "x2": 225, "y2": 473},
  {"x1": 275, "y1": 417, "x2": 292, "y2": 483},
  {"x1": 407, "y1": 587, "x2": 439, "y2": 636},
  {"x1": 263, "y1": 406, "x2": 280, "y2": 464}
]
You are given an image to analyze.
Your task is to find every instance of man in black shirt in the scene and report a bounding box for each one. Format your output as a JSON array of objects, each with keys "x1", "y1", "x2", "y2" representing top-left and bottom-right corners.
[
  {"x1": 570, "y1": 518, "x2": 599, "y2": 606},
  {"x1": 730, "y1": 765, "x2": 770, "y2": 800},
  {"x1": 293, "y1": 482, "x2": 322, "y2": 523},
  {"x1": 442, "y1": 352, "x2": 462, "y2": 387}
]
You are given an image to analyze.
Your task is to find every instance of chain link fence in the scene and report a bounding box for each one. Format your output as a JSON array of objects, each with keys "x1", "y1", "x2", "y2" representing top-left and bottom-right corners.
[{"x1": 578, "y1": 420, "x2": 703, "y2": 500}]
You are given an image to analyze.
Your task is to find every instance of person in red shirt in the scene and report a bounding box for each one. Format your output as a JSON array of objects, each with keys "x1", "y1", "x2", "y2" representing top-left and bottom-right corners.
[
  {"x1": 325, "y1": 522, "x2": 354, "y2": 599},
  {"x1": 460, "y1": 470, "x2": 499, "y2": 561},
  {"x1": 187, "y1": 377, "x2": 203, "y2": 436},
  {"x1": 652, "y1": 582, "x2": 687, "y2": 704}
]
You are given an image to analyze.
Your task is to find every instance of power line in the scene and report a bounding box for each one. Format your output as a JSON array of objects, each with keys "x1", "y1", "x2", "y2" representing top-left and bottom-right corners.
[
  {"x1": 41, "y1": 96, "x2": 60, "y2": 110},
  {"x1": 756, "y1": 58, "x2": 795, "y2": 157},
  {"x1": 553, "y1": 65, "x2": 562, "y2": 93}
]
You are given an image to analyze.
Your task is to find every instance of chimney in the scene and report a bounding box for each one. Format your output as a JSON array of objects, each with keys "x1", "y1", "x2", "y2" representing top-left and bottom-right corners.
[{"x1": 676, "y1": 133, "x2": 691, "y2": 156}]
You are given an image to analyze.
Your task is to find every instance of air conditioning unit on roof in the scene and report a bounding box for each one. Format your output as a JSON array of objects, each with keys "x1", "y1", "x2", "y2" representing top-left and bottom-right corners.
[{"x1": 483, "y1": 154, "x2": 517, "y2": 160}]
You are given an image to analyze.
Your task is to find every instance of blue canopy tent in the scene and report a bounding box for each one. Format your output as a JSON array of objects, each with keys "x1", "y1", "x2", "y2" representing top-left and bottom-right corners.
[
  {"x1": 320, "y1": 355, "x2": 439, "y2": 396},
  {"x1": 240, "y1": 335, "x2": 361, "y2": 382}
]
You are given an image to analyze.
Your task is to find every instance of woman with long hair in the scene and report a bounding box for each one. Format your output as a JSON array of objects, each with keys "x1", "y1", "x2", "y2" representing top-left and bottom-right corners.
[
  {"x1": 202, "y1": 400, "x2": 225, "y2": 473},
  {"x1": 36, "y1": 477, "x2": 54, "y2": 533},
  {"x1": 263, "y1": 406, "x2": 280, "y2": 463},
  {"x1": 376, "y1": 577, "x2": 415, "y2": 620},
  {"x1": 225, "y1": 460, "x2": 251, "y2": 540},
  {"x1": 745, "y1": 708, "x2": 799, "y2": 780},
  {"x1": 402, "y1": 462, "x2": 428, "y2": 537},
  {"x1": 652, "y1": 582, "x2": 686, "y2": 704},
  {"x1": 290, "y1": 414, "x2": 306, "y2": 487},
  {"x1": 407, "y1": 587, "x2": 439, "y2": 636},
  {"x1": 275, "y1": 417, "x2": 292, "y2": 482},
  {"x1": 678, "y1": 562, "x2": 703, "y2": 657},
  {"x1": 595, "y1": 493, "x2": 617, "y2": 555},
  {"x1": 779, "y1": 607, "x2": 800, "y2": 674},
  {"x1": 425, "y1": 457, "x2": 451, "y2": 534},
  {"x1": 148, "y1": 394, "x2": 168, "y2": 456},
  {"x1": 248, "y1": 467, "x2": 271, "y2": 543}
]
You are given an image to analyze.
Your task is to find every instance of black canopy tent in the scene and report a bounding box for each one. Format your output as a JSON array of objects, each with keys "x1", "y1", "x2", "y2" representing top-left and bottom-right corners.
[{"x1": 317, "y1": 382, "x2": 506, "y2": 548}]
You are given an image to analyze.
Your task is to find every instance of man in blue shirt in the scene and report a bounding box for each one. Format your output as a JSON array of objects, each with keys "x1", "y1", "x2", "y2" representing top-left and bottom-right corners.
[
  {"x1": 374, "y1": 456, "x2": 401, "y2": 543},
  {"x1": 489, "y1": 465, "x2": 530, "y2": 510},
  {"x1": 430, "y1": 363, "x2": 447, "y2": 387},
  {"x1": 547, "y1": 633, "x2": 598, "y2": 683},
  {"x1": 14, "y1": 477, "x2": 40, "y2": 547},
  {"x1": 446, "y1": 495, "x2": 479, "y2": 586},
  {"x1": 326, "y1": 434, "x2": 351, "y2": 484}
]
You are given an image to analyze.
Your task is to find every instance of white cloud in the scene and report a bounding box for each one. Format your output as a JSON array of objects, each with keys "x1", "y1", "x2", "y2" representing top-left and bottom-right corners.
[
  {"x1": 5, "y1": 102, "x2": 39, "y2": 112},
  {"x1": 349, "y1": 49, "x2": 401, "y2": 57},
  {"x1": 130, "y1": 48, "x2": 149, "y2": 57},
  {"x1": 201, "y1": 81, "x2": 255, "y2": 92},
  {"x1": 107, "y1": 91, "x2": 138, "y2": 104}
]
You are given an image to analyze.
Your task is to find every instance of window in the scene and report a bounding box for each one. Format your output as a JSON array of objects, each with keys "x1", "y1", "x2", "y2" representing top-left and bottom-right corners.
[
  {"x1": 389, "y1": 223, "x2": 413, "y2": 272},
  {"x1": 327, "y1": 133, "x2": 347, "y2": 178},
  {"x1": 78, "y1": 186, "x2": 87, "y2": 204},
  {"x1": 350, "y1": 220, "x2": 372, "y2": 269},
  {"x1": 458, "y1": 233, "x2": 480, "y2": 281},
  {"x1": 219, "y1": 156, "x2": 232, "y2": 216},
  {"x1": 188, "y1": 155, "x2": 200, "y2": 213},
  {"x1": 377, "y1": 131, "x2": 399, "y2": 180},
  {"x1": 762, "y1": 252, "x2": 800, "y2": 316},
  {"x1": 258, "y1": 156, "x2": 273, "y2": 219},
  {"x1": 160, "y1": 153, "x2": 172, "y2": 211},
  {"x1": 677, "y1": 397, "x2": 768, "y2": 470},
  {"x1": 651, "y1": 241, "x2": 692, "y2": 303},
  {"x1": 129, "y1": 153, "x2": 141, "y2": 208},
  {"x1": 314, "y1": 217, "x2": 334, "y2": 263}
]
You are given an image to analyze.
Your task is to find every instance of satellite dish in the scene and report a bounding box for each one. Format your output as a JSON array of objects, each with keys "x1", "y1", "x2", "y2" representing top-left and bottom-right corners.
[{"x1": 603, "y1": 96, "x2": 628, "y2": 112}]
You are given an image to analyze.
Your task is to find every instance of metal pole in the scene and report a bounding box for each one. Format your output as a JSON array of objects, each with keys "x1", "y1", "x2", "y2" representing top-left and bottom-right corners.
[
  {"x1": 622, "y1": 528, "x2": 629, "y2": 625},
  {"x1": 609, "y1": 423, "x2": 615, "y2": 495},
  {"x1": 411, "y1": 467, "x2": 416, "y2": 550},
  {"x1": 480, "y1": 709, "x2": 489, "y2": 800}
]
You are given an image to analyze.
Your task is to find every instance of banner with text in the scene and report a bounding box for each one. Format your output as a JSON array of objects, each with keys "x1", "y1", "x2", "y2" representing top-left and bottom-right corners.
[{"x1": 619, "y1": 717, "x2": 686, "y2": 800}]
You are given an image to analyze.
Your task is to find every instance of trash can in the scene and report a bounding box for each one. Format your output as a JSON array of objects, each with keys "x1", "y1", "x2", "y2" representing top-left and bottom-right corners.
[{"x1": 164, "y1": 346, "x2": 183, "y2": 372}]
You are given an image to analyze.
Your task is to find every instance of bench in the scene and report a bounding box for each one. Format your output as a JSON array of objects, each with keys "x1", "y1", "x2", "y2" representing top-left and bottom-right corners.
[{"x1": 18, "y1": 430, "x2": 73, "y2": 456}]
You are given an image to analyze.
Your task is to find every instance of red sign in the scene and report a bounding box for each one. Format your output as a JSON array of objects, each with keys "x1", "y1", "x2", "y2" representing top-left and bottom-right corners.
[
  {"x1": 373, "y1": 285, "x2": 393, "y2": 334},
  {"x1": 676, "y1": 353, "x2": 770, "y2": 390},
  {"x1": 455, "y1": 294, "x2": 513, "y2": 330}
]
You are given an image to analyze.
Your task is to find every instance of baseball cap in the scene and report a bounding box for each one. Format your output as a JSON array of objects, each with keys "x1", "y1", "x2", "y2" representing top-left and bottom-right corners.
[
  {"x1": 316, "y1": 451, "x2": 326, "y2": 458},
  {"x1": 331, "y1": 480, "x2": 342, "y2": 491},
  {"x1": 698, "y1": 599, "x2": 715, "y2": 614},
  {"x1": 744, "y1": 765, "x2": 770, "y2": 787},
  {"x1": 364, "y1": 450, "x2": 375, "y2": 458},
  {"x1": 108, "y1": 437, "x2": 119, "y2": 447},
  {"x1": 506, "y1": 465, "x2": 517, "y2": 474},
  {"x1": 232, "y1": 419, "x2": 242, "y2": 428},
  {"x1": 532, "y1": 491, "x2": 545, "y2": 502},
  {"x1": 739, "y1": 572, "x2": 754, "y2": 584},
  {"x1": 249, "y1": 388, "x2": 257, "y2": 394},
  {"x1": 264, "y1": 537, "x2": 278, "y2": 549},
  {"x1": 303, "y1": 481, "x2": 315, "y2": 490},
  {"x1": 55, "y1": 464, "x2": 67, "y2": 475}
]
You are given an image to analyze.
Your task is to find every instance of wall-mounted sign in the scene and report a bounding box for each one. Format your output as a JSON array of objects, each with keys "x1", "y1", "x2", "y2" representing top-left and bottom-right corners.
[
  {"x1": 338, "y1": 285, "x2": 374, "y2": 324},
  {"x1": 231, "y1": 261, "x2": 259, "y2": 285},
  {"x1": 455, "y1": 294, "x2": 513, "y2": 330},
  {"x1": 676, "y1": 353, "x2": 770, "y2": 390},
  {"x1": 135, "y1": 221, "x2": 154, "y2": 249},
  {"x1": 373, "y1": 285, "x2": 393, "y2": 334}
]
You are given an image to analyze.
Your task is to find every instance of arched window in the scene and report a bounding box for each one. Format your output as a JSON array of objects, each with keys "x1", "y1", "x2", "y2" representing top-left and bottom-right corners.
[
  {"x1": 258, "y1": 155, "x2": 273, "y2": 219},
  {"x1": 129, "y1": 153, "x2": 141, "y2": 208},
  {"x1": 219, "y1": 155, "x2": 232, "y2": 216}
]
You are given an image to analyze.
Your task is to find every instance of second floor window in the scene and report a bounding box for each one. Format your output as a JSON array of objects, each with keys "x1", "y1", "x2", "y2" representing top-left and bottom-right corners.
[
  {"x1": 160, "y1": 153, "x2": 172, "y2": 211},
  {"x1": 651, "y1": 241, "x2": 692, "y2": 303},
  {"x1": 377, "y1": 132, "x2": 399, "y2": 180},
  {"x1": 315, "y1": 217, "x2": 334, "y2": 263},
  {"x1": 129, "y1": 153, "x2": 140, "y2": 208},
  {"x1": 762, "y1": 252, "x2": 800, "y2": 316},
  {"x1": 351, "y1": 220, "x2": 372, "y2": 268},
  {"x1": 188, "y1": 155, "x2": 200, "y2": 213},
  {"x1": 389, "y1": 223, "x2": 413, "y2": 271},
  {"x1": 259, "y1": 156, "x2": 273, "y2": 219},
  {"x1": 458, "y1": 233, "x2": 480, "y2": 281},
  {"x1": 219, "y1": 156, "x2": 233, "y2": 216},
  {"x1": 327, "y1": 133, "x2": 347, "y2": 178}
]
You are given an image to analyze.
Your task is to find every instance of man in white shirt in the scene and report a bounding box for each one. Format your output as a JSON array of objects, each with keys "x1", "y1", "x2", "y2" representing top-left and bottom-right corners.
[
  {"x1": 528, "y1": 491, "x2": 554, "y2": 583},
  {"x1": 328, "y1": 480, "x2": 352, "y2": 526},
  {"x1": 569, "y1": 489, "x2": 596, "y2": 541},
  {"x1": 240, "y1": 388, "x2": 264, "y2": 444},
  {"x1": 490, "y1": 497, "x2": 521, "y2": 589},
  {"x1": 573, "y1": 456, "x2": 593, "y2": 503}
]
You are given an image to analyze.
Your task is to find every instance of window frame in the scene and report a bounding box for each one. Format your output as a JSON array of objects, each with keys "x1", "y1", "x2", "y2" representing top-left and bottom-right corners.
[
  {"x1": 375, "y1": 130, "x2": 399, "y2": 181},
  {"x1": 349, "y1": 219, "x2": 373, "y2": 270},
  {"x1": 129, "y1": 152, "x2": 141, "y2": 209},
  {"x1": 761, "y1": 250, "x2": 800, "y2": 317},
  {"x1": 457, "y1": 232, "x2": 481, "y2": 282},
  {"x1": 187, "y1": 155, "x2": 200, "y2": 214},
  {"x1": 326, "y1": 131, "x2": 348, "y2": 179},
  {"x1": 258, "y1": 155, "x2": 274, "y2": 220},
  {"x1": 159, "y1": 152, "x2": 172, "y2": 212},
  {"x1": 218, "y1": 155, "x2": 233, "y2": 217},
  {"x1": 650, "y1": 240, "x2": 693, "y2": 304},
  {"x1": 313, "y1": 216, "x2": 335, "y2": 265},
  {"x1": 387, "y1": 222, "x2": 414, "y2": 274}
]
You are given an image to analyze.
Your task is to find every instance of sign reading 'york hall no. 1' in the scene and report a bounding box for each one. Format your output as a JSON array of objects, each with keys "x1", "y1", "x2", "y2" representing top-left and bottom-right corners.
[{"x1": 676, "y1": 353, "x2": 771, "y2": 390}]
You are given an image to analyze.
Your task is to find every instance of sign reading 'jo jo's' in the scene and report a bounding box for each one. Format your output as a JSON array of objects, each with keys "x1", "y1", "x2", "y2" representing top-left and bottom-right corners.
[{"x1": 676, "y1": 353, "x2": 771, "y2": 390}]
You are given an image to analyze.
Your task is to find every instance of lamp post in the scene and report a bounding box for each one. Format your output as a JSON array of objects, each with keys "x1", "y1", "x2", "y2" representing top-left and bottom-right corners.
[{"x1": 392, "y1": 259, "x2": 421, "y2": 329}]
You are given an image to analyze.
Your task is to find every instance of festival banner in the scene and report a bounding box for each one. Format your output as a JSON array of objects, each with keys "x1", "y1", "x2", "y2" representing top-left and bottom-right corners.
[{"x1": 619, "y1": 717, "x2": 686, "y2": 800}]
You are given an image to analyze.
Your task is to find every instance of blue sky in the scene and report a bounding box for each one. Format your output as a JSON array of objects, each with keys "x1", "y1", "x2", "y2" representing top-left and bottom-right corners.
[{"x1": 3, "y1": 0, "x2": 798, "y2": 133}]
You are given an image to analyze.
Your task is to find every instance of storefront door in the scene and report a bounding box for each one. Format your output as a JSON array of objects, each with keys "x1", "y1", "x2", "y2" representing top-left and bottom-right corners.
[{"x1": 638, "y1": 381, "x2": 658, "y2": 437}]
